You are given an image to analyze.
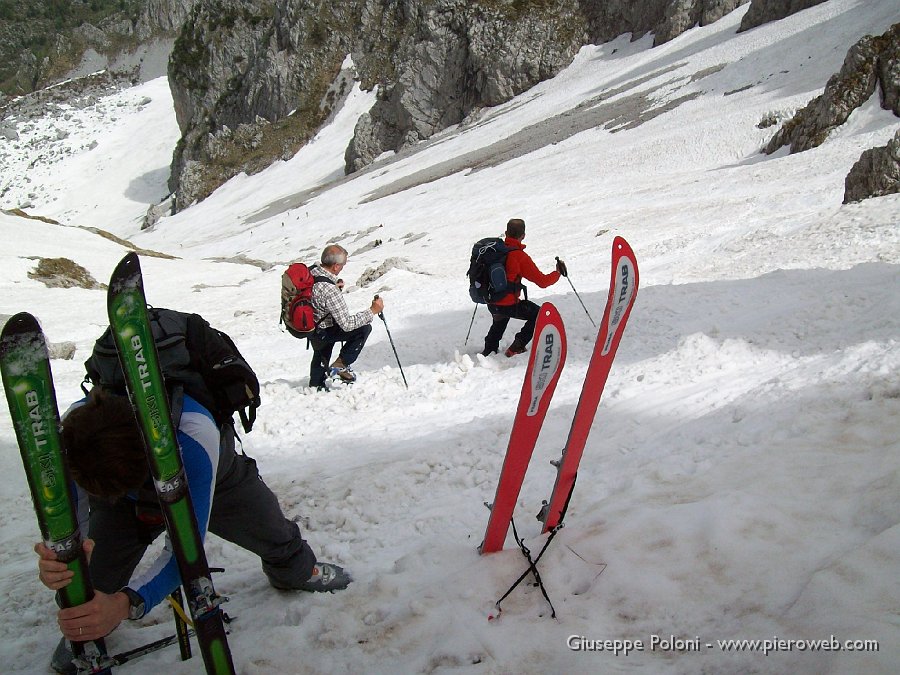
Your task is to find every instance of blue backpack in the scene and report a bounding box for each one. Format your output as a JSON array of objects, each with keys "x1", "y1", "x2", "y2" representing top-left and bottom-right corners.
[{"x1": 467, "y1": 237, "x2": 521, "y2": 303}]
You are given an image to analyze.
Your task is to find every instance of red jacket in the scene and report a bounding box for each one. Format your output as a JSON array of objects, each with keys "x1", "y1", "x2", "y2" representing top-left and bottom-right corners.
[{"x1": 494, "y1": 237, "x2": 561, "y2": 306}]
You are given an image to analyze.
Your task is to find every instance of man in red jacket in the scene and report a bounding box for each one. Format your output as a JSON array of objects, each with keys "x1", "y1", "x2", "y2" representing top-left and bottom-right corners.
[{"x1": 482, "y1": 218, "x2": 567, "y2": 357}]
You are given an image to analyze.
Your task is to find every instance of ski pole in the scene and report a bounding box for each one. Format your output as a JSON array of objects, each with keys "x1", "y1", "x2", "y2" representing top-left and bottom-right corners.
[
  {"x1": 375, "y1": 296, "x2": 409, "y2": 389},
  {"x1": 557, "y1": 257, "x2": 595, "y2": 327},
  {"x1": 464, "y1": 305, "x2": 478, "y2": 345}
]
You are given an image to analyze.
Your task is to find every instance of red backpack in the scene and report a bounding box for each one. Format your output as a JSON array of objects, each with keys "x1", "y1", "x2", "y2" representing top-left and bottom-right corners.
[{"x1": 280, "y1": 263, "x2": 333, "y2": 335}]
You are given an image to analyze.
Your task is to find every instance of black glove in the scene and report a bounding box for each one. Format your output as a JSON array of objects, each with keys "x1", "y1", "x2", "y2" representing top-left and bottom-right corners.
[{"x1": 555, "y1": 258, "x2": 568, "y2": 277}]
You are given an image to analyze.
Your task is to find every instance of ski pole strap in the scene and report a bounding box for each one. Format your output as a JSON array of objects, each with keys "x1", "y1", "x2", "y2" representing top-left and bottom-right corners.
[{"x1": 494, "y1": 518, "x2": 561, "y2": 618}]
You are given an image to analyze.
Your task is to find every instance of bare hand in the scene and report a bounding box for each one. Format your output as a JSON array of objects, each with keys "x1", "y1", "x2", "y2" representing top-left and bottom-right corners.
[
  {"x1": 35, "y1": 539, "x2": 95, "y2": 591},
  {"x1": 371, "y1": 297, "x2": 384, "y2": 315},
  {"x1": 57, "y1": 590, "x2": 129, "y2": 642}
]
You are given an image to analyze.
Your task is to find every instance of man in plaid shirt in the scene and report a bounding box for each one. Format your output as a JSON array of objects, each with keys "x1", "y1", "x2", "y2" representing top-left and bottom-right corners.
[{"x1": 308, "y1": 244, "x2": 383, "y2": 388}]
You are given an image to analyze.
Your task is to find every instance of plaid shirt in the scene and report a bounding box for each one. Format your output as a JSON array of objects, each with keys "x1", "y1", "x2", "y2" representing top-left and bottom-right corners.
[{"x1": 310, "y1": 265, "x2": 374, "y2": 331}]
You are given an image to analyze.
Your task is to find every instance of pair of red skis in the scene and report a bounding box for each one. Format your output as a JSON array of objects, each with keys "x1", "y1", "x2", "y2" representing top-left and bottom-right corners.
[{"x1": 480, "y1": 236, "x2": 639, "y2": 554}]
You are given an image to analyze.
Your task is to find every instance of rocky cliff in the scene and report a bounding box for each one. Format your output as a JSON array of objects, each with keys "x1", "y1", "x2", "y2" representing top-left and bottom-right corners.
[
  {"x1": 0, "y1": 1, "x2": 200, "y2": 98},
  {"x1": 737, "y1": 0, "x2": 827, "y2": 32},
  {"x1": 167, "y1": 0, "x2": 748, "y2": 210}
]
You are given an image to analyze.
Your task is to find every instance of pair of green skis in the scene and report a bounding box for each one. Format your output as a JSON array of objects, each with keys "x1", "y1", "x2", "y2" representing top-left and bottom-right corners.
[{"x1": 1, "y1": 253, "x2": 235, "y2": 674}]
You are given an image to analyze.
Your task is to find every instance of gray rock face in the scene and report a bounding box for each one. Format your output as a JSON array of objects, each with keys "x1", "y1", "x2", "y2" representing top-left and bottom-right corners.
[
  {"x1": 138, "y1": 0, "x2": 201, "y2": 36},
  {"x1": 738, "y1": 0, "x2": 828, "y2": 32},
  {"x1": 656, "y1": 0, "x2": 747, "y2": 44},
  {"x1": 844, "y1": 129, "x2": 900, "y2": 203},
  {"x1": 168, "y1": 0, "x2": 748, "y2": 208},
  {"x1": 764, "y1": 23, "x2": 900, "y2": 155},
  {"x1": 344, "y1": 0, "x2": 593, "y2": 174}
]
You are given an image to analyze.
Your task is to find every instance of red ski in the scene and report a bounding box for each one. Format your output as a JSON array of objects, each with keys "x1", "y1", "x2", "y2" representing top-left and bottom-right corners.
[
  {"x1": 480, "y1": 303, "x2": 566, "y2": 554},
  {"x1": 539, "y1": 237, "x2": 638, "y2": 532}
]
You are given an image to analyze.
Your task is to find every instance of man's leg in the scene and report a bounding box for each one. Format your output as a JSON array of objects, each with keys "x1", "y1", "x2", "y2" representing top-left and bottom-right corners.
[
  {"x1": 209, "y1": 431, "x2": 316, "y2": 589},
  {"x1": 336, "y1": 323, "x2": 372, "y2": 367},
  {"x1": 309, "y1": 336, "x2": 336, "y2": 388},
  {"x1": 483, "y1": 305, "x2": 511, "y2": 355},
  {"x1": 512, "y1": 300, "x2": 541, "y2": 347}
]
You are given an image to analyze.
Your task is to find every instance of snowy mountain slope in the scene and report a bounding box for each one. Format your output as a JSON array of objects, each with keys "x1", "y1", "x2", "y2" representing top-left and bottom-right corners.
[{"x1": 1, "y1": 1, "x2": 899, "y2": 673}]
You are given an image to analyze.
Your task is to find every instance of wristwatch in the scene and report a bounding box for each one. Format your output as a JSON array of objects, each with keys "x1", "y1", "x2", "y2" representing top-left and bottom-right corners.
[{"x1": 120, "y1": 587, "x2": 145, "y2": 620}]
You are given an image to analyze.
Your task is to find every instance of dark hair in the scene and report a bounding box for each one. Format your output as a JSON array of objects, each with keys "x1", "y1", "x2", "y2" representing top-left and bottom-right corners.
[
  {"x1": 62, "y1": 389, "x2": 147, "y2": 499},
  {"x1": 506, "y1": 218, "x2": 525, "y2": 240}
]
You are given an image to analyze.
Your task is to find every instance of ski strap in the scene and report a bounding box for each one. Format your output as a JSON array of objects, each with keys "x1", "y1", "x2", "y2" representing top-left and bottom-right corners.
[
  {"x1": 494, "y1": 518, "x2": 563, "y2": 619},
  {"x1": 167, "y1": 592, "x2": 193, "y2": 628}
]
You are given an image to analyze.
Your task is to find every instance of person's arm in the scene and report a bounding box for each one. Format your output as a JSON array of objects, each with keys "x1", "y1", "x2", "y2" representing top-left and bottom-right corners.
[
  {"x1": 511, "y1": 250, "x2": 561, "y2": 288},
  {"x1": 126, "y1": 401, "x2": 219, "y2": 615},
  {"x1": 321, "y1": 284, "x2": 375, "y2": 331}
]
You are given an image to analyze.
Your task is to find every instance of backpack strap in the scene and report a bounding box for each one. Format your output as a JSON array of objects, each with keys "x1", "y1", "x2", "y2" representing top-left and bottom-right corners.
[
  {"x1": 169, "y1": 383, "x2": 185, "y2": 429},
  {"x1": 309, "y1": 275, "x2": 337, "y2": 329}
]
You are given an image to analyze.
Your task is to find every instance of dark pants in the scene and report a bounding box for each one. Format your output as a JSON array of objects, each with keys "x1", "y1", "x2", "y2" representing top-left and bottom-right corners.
[
  {"x1": 87, "y1": 426, "x2": 316, "y2": 593},
  {"x1": 483, "y1": 300, "x2": 541, "y2": 354},
  {"x1": 308, "y1": 323, "x2": 372, "y2": 387}
]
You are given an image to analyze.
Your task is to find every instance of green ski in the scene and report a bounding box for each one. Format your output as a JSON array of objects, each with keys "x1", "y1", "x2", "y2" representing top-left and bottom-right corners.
[
  {"x1": 1, "y1": 313, "x2": 114, "y2": 675},
  {"x1": 106, "y1": 253, "x2": 236, "y2": 675}
]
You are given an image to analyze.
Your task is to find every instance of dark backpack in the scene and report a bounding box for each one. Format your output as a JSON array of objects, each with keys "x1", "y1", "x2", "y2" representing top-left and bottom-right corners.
[
  {"x1": 83, "y1": 308, "x2": 261, "y2": 433},
  {"x1": 280, "y1": 262, "x2": 333, "y2": 336},
  {"x1": 467, "y1": 237, "x2": 521, "y2": 303}
]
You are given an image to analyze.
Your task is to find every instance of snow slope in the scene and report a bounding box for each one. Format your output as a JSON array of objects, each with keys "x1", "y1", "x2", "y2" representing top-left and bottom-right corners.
[{"x1": 1, "y1": 1, "x2": 898, "y2": 673}]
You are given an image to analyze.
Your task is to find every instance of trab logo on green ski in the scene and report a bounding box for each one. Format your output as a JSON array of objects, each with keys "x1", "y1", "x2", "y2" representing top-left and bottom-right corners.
[
  {"x1": 127, "y1": 333, "x2": 166, "y2": 437},
  {"x1": 129, "y1": 334, "x2": 155, "y2": 392}
]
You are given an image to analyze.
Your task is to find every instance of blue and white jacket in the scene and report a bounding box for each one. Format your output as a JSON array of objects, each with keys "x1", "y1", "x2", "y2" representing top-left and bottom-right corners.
[{"x1": 70, "y1": 394, "x2": 219, "y2": 614}]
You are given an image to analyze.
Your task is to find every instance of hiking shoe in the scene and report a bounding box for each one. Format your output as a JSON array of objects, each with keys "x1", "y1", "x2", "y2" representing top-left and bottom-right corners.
[
  {"x1": 51, "y1": 637, "x2": 75, "y2": 675},
  {"x1": 504, "y1": 340, "x2": 527, "y2": 357},
  {"x1": 329, "y1": 358, "x2": 357, "y2": 383},
  {"x1": 296, "y1": 563, "x2": 352, "y2": 592},
  {"x1": 480, "y1": 347, "x2": 498, "y2": 357}
]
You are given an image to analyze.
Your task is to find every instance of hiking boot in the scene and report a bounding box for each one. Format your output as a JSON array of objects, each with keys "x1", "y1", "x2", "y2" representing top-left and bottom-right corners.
[
  {"x1": 480, "y1": 347, "x2": 498, "y2": 357},
  {"x1": 295, "y1": 563, "x2": 352, "y2": 592},
  {"x1": 329, "y1": 357, "x2": 357, "y2": 384},
  {"x1": 504, "y1": 339, "x2": 527, "y2": 357},
  {"x1": 51, "y1": 637, "x2": 75, "y2": 675}
]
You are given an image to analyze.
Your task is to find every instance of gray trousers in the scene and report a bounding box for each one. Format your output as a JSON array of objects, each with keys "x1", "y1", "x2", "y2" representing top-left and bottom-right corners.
[{"x1": 87, "y1": 426, "x2": 316, "y2": 594}]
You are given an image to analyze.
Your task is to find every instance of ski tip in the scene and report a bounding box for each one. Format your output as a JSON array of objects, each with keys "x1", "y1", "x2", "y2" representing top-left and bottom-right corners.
[
  {"x1": 108, "y1": 252, "x2": 143, "y2": 296},
  {"x1": 1, "y1": 313, "x2": 43, "y2": 360},
  {"x1": 113, "y1": 251, "x2": 140, "y2": 276},
  {"x1": 0, "y1": 313, "x2": 48, "y2": 375},
  {"x1": 612, "y1": 236, "x2": 632, "y2": 254},
  {"x1": 611, "y1": 236, "x2": 639, "y2": 293},
  {"x1": 2, "y1": 312, "x2": 41, "y2": 337}
]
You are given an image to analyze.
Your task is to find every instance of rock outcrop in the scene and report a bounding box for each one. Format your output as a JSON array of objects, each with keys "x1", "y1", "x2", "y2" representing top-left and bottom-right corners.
[
  {"x1": 168, "y1": 0, "x2": 748, "y2": 209},
  {"x1": 738, "y1": 0, "x2": 827, "y2": 32},
  {"x1": 844, "y1": 129, "x2": 900, "y2": 203},
  {"x1": 762, "y1": 23, "x2": 899, "y2": 203},
  {"x1": 764, "y1": 23, "x2": 899, "y2": 155}
]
